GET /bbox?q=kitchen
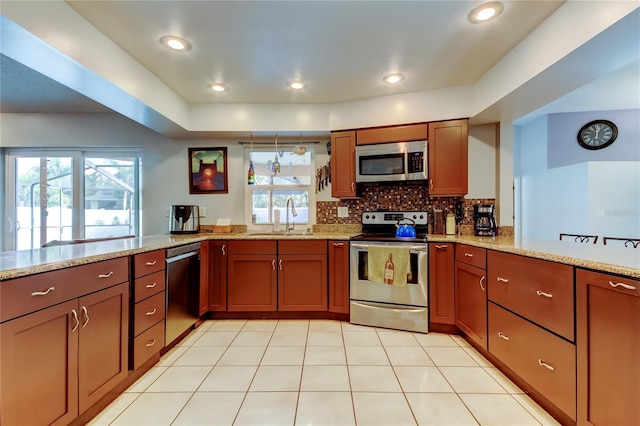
[1,1,639,426]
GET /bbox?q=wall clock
[577,119,618,150]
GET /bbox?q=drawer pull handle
[146,260,157,266]
[333,242,344,247]
[31,287,55,296]
[464,253,474,257]
[498,332,510,341]
[146,309,157,316]
[609,281,636,291]
[146,282,157,288]
[435,244,448,249]
[272,259,276,270]
[536,290,553,298]
[145,339,156,347]
[81,306,90,328]
[497,277,509,283]
[429,179,433,190]
[351,182,356,190]
[479,276,486,291]
[538,359,555,371]
[71,309,80,332]
[98,271,114,279]
[279,259,283,270]
[222,244,226,256]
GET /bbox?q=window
[245,148,315,230]
[3,149,141,251]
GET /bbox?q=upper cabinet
[330,130,358,198]
[356,124,427,145]
[428,119,468,196]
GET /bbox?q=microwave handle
[404,148,409,180]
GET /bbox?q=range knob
[413,215,417,219]
[419,214,424,219]
[365,215,370,220]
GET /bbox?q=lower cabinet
[455,260,487,349]
[488,302,576,420]
[278,240,327,311]
[227,240,278,311]
[201,240,228,312]
[0,283,129,426]
[577,269,640,426]
[429,243,455,325]
[328,241,350,314]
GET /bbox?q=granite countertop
[1,231,638,281]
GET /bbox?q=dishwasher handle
[166,250,199,263]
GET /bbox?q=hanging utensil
[291,133,307,155]
[272,134,280,175]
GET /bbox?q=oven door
[349,241,428,307]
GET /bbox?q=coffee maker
[473,204,497,236]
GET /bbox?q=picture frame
[188,147,228,194]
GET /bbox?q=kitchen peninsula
[0,232,638,426]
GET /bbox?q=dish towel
[367,246,410,286]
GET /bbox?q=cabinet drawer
[279,240,327,255]
[134,270,166,302]
[356,124,427,145]
[455,244,486,269]
[134,250,165,277]
[488,251,574,341]
[228,240,277,255]
[134,291,165,336]
[577,269,639,297]
[1,257,129,322]
[132,321,164,370]
[488,302,576,420]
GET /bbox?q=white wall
[467,123,497,199]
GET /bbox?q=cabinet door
[329,241,350,314]
[202,240,228,312]
[1,300,79,426]
[577,269,640,426]
[429,243,455,324]
[428,119,468,196]
[455,261,487,349]
[227,254,277,311]
[279,254,328,311]
[78,283,129,412]
[331,130,357,198]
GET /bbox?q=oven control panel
[362,211,428,225]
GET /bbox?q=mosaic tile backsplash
[317,182,498,231]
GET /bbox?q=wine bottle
[248,161,255,185]
[384,253,394,285]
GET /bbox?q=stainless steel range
[350,211,429,333]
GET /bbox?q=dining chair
[602,237,640,248]
[559,233,599,244]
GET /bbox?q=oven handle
[350,242,428,252]
[351,301,426,314]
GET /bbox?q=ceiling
[1,0,565,113]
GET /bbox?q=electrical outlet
[338,206,349,218]
[200,206,206,217]
[165,207,170,217]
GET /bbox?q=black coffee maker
[473,204,497,236]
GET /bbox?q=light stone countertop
[1,232,638,281]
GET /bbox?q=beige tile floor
[89,319,561,426]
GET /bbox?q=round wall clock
[577,119,618,150]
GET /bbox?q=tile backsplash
[317,182,495,228]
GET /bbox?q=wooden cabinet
[0,259,129,426]
[330,130,357,198]
[201,240,227,312]
[577,269,640,426]
[227,240,278,311]
[429,243,455,325]
[488,250,574,341]
[455,244,487,349]
[131,249,165,370]
[356,123,427,145]
[428,119,468,196]
[328,241,350,314]
[488,302,576,420]
[278,240,327,311]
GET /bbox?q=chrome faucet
[285,197,298,233]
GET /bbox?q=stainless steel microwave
[355,140,428,183]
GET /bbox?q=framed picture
[188,147,228,194]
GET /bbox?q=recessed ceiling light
[290,81,305,90]
[383,73,405,84]
[159,35,192,52]
[209,83,228,92]
[468,2,504,23]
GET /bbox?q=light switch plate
[165,207,170,217]
[338,206,349,217]
[200,206,206,217]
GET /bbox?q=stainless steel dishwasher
[165,242,201,345]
